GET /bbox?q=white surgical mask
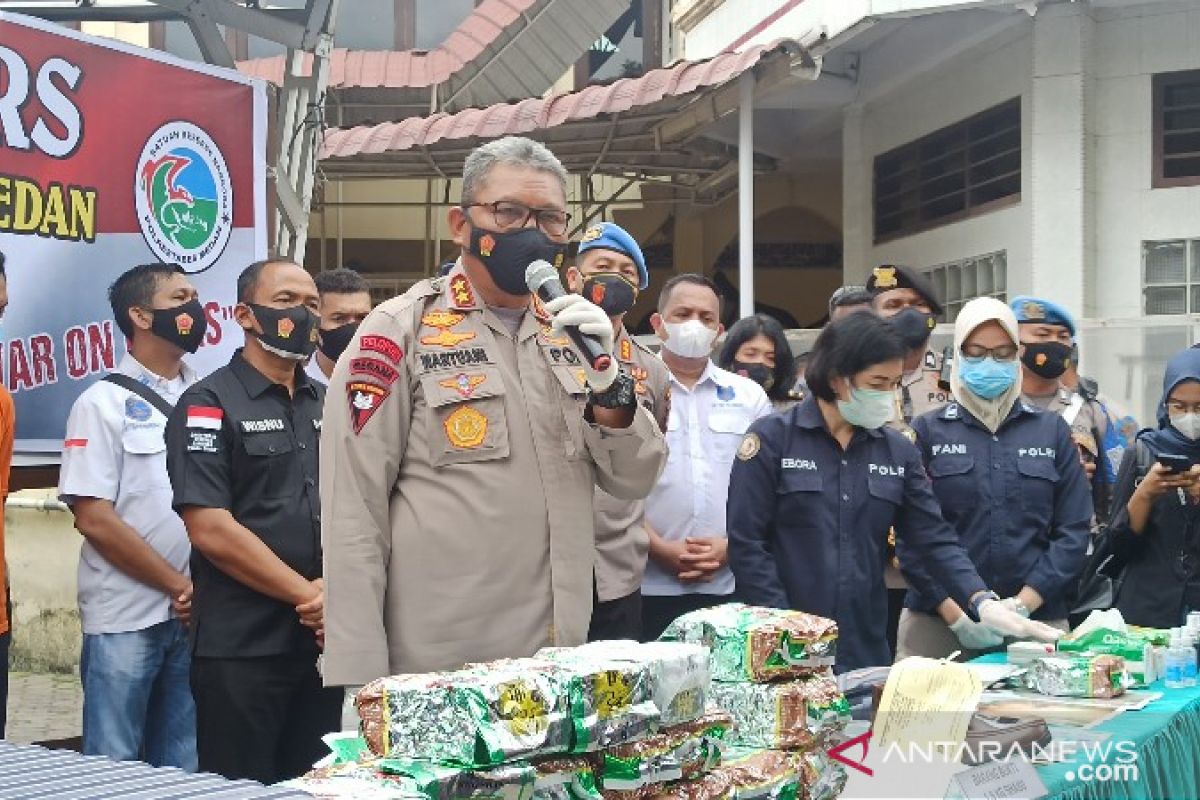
[1172,412,1200,441]
[837,385,896,430]
[662,319,718,359]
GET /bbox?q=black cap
[865,264,944,316]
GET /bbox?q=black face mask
[732,360,775,391]
[318,322,358,363]
[149,298,208,354]
[890,307,936,351]
[247,303,319,361]
[582,273,638,317]
[469,225,567,295]
[1021,341,1073,380]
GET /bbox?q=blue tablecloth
[972,653,1200,799]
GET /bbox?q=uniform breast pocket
[708,409,750,460]
[242,433,297,499]
[420,367,511,467]
[928,456,976,510]
[121,425,169,494]
[776,470,823,533]
[867,474,904,507]
[1016,458,1058,510]
[550,365,590,461]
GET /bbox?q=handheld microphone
[525,260,613,373]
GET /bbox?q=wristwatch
[969,590,1000,620]
[586,370,636,409]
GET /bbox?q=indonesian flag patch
[186,406,223,430]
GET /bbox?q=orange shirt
[0,386,14,635]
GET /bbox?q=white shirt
[642,362,772,596]
[305,356,329,386]
[58,354,199,634]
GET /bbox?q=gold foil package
[645,772,735,800]
[357,659,573,765]
[707,677,849,751]
[711,747,801,800]
[1023,654,1127,698]
[660,604,837,683]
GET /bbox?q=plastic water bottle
[1165,633,1188,689]
[1183,632,1199,687]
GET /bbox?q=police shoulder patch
[737,432,761,461]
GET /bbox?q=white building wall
[1091,3,1200,320]
[844,24,1034,288]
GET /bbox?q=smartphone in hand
[1157,453,1192,475]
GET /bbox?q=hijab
[950,297,1023,433]
[1143,347,1200,458]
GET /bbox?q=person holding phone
[1107,348,1200,628]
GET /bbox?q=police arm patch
[347,381,390,435]
[737,432,761,461]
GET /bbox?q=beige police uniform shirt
[1023,385,1110,460]
[593,329,671,603]
[319,264,667,684]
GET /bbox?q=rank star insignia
[479,234,496,257]
[422,310,466,329]
[175,313,193,335]
[737,432,761,461]
[1022,301,1045,320]
[440,372,487,398]
[421,329,477,348]
[450,275,476,308]
[872,266,898,288]
[619,339,632,362]
[277,317,295,337]
[445,405,488,449]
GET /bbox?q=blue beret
[577,222,648,289]
[1009,295,1076,337]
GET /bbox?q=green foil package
[375,756,602,800]
[711,747,801,800]
[797,752,845,800]
[659,604,837,683]
[600,712,734,794]
[645,772,735,800]
[548,654,661,752]
[1024,654,1127,698]
[708,677,849,751]
[1056,628,1156,686]
[541,641,711,727]
[357,658,572,766]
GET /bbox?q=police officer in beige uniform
[866,264,950,658]
[564,222,671,642]
[320,137,667,686]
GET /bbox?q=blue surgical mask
[837,385,895,429]
[959,357,1018,400]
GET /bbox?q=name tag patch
[868,464,905,477]
[1019,448,1055,458]
[240,418,286,434]
[781,458,817,471]
[420,348,489,371]
[932,443,967,456]
[187,431,220,453]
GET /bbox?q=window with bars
[1143,239,1200,314]
[873,99,1021,243]
[1153,70,1200,188]
[926,251,1008,323]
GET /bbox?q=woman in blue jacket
[896,298,1092,660]
[727,312,1062,672]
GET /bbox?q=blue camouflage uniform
[727,396,989,672]
[903,401,1093,622]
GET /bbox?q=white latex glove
[543,294,618,391]
[999,596,1031,618]
[978,598,1064,642]
[948,613,1005,650]
[341,684,363,732]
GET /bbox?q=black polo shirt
[165,348,324,659]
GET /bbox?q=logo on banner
[135,121,233,273]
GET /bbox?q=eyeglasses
[960,343,1019,361]
[1168,400,1200,415]
[462,201,571,237]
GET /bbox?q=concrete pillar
[1028,4,1094,314]
[841,104,869,284]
